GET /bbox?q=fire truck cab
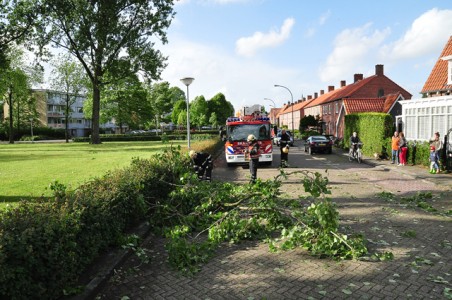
[224,109,273,166]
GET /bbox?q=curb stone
[67,222,151,300]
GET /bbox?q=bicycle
[349,142,363,163]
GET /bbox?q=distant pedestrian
[429,145,439,174]
[398,132,407,166]
[391,131,399,164]
[279,129,291,167]
[429,132,443,171]
[189,150,213,181]
[246,134,260,183]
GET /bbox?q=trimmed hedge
[345,113,393,157]
[73,133,217,142]
[0,146,193,299]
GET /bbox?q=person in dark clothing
[279,129,291,167]
[246,134,260,183]
[349,131,362,158]
[189,150,213,181]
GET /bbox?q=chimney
[314,92,318,99]
[375,64,384,76]
[328,85,334,92]
[307,95,312,100]
[320,90,324,95]
[354,73,363,83]
[340,80,346,87]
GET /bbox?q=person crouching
[189,150,213,181]
[246,134,260,184]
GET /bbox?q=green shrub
[0,146,193,299]
[345,113,393,157]
[73,133,217,142]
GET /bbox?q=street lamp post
[274,84,294,133]
[264,98,276,108]
[180,77,195,149]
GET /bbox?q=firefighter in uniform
[246,134,260,183]
[189,150,213,181]
[279,129,291,167]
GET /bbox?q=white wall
[400,95,452,141]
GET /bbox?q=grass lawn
[0,141,188,206]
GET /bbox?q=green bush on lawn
[0,146,192,300]
[73,133,216,142]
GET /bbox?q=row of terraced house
[270,36,452,142]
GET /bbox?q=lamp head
[180,77,195,86]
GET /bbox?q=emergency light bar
[226,116,270,122]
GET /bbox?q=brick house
[276,97,314,131]
[303,64,412,139]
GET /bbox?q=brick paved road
[95,145,451,300]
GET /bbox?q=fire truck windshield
[226,124,271,141]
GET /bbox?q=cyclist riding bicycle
[350,132,362,158]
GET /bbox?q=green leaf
[342,289,352,295]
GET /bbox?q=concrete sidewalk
[351,150,452,189]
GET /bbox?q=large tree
[33,0,175,143]
[207,93,234,127]
[50,53,88,142]
[1,1,39,53]
[0,48,41,143]
[147,82,184,131]
[83,71,149,132]
[171,99,187,126]
[190,95,208,129]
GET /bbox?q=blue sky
[158,0,452,112]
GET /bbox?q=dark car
[304,135,333,154]
[273,130,294,146]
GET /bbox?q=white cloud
[235,18,295,57]
[380,8,452,60]
[306,10,331,38]
[318,23,390,82]
[159,39,300,110]
[319,10,331,25]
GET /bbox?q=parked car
[273,130,294,146]
[125,130,146,135]
[148,129,162,133]
[304,135,333,154]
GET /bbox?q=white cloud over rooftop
[235,18,295,57]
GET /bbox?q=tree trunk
[8,90,14,144]
[65,93,70,143]
[91,79,101,144]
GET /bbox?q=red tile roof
[275,104,289,118]
[383,92,402,112]
[343,92,402,114]
[277,98,314,115]
[343,98,385,114]
[304,66,411,109]
[421,35,452,93]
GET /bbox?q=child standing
[429,146,439,174]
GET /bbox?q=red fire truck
[224,112,273,166]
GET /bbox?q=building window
[335,103,338,113]
[417,116,429,140]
